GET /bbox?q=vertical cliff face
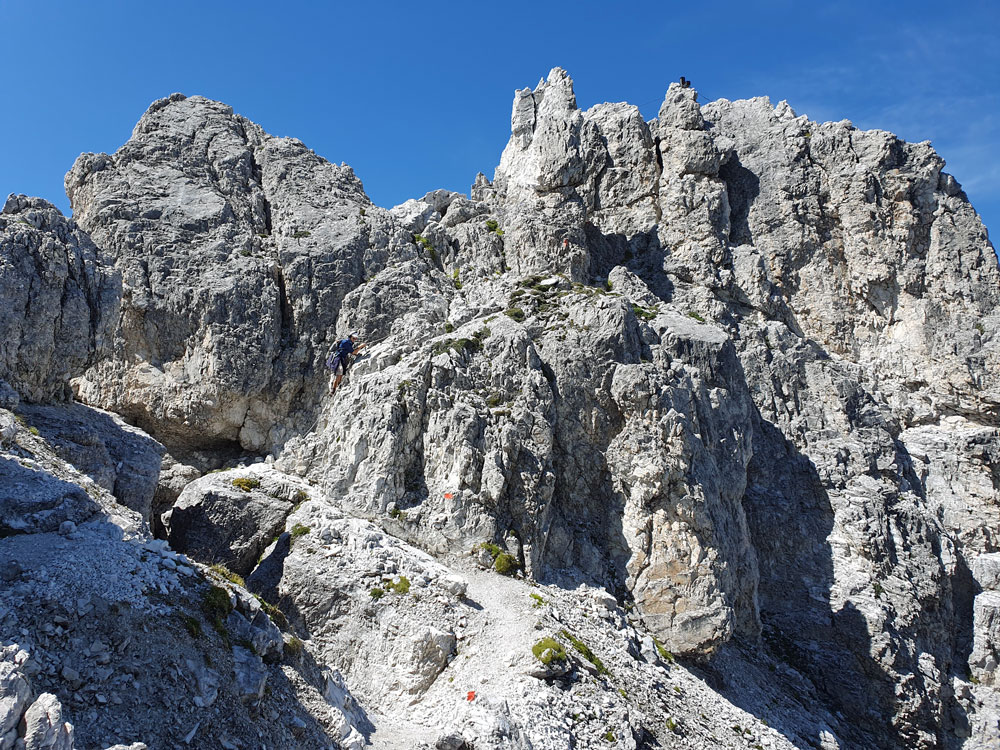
[4,68,991,749]
[0,195,119,403]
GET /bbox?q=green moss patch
[231,477,260,492]
[532,637,567,666]
[562,630,610,675]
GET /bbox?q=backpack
[325,339,353,370]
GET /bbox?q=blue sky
[1,0,997,244]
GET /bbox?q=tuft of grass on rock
[532,637,567,666]
[290,523,310,540]
[284,636,304,659]
[254,594,288,629]
[210,564,245,588]
[180,614,202,638]
[505,307,525,322]
[530,592,546,608]
[292,230,311,239]
[653,636,675,663]
[201,585,232,637]
[631,303,656,322]
[493,552,519,576]
[562,629,610,675]
[389,576,410,595]
[369,587,386,600]
[231,477,260,492]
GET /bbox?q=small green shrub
[530,592,546,608]
[292,230,311,239]
[486,393,503,408]
[562,630,609,675]
[494,552,519,576]
[254,595,288,629]
[210,564,245,588]
[390,576,410,594]
[452,268,463,290]
[604,731,616,742]
[231,477,260,492]
[413,233,440,263]
[444,322,454,333]
[666,717,678,733]
[477,542,503,560]
[653,637,675,663]
[604,280,613,291]
[290,523,310,540]
[201,585,232,637]
[485,219,499,232]
[370,587,386,600]
[975,322,986,334]
[631,303,656,322]
[687,311,705,322]
[28,426,40,437]
[240,249,252,257]
[284,636,304,658]
[532,637,567,666]
[181,614,202,638]
[505,307,525,322]
[872,580,884,598]
[292,489,309,506]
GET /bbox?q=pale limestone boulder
[18,693,73,750]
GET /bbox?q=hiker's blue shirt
[326,339,356,371]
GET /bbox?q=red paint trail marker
[444,493,454,500]
[466,691,476,701]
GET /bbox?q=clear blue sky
[1,0,997,244]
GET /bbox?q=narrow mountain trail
[367,565,543,749]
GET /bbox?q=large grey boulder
[162,466,305,575]
[0,195,119,403]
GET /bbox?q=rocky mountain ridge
[1,68,998,749]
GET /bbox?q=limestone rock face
[67,94,418,452]
[0,195,119,403]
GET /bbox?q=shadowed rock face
[3,68,990,749]
[0,195,119,403]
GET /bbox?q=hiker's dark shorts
[330,357,347,376]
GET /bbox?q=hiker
[327,332,366,394]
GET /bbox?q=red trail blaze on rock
[466,691,476,701]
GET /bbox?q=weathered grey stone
[231,646,266,703]
[162,466,300,575]
[0,662,29,737]
[0,195,119,403]
[16,403,163,522]
[18,693,73,750]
